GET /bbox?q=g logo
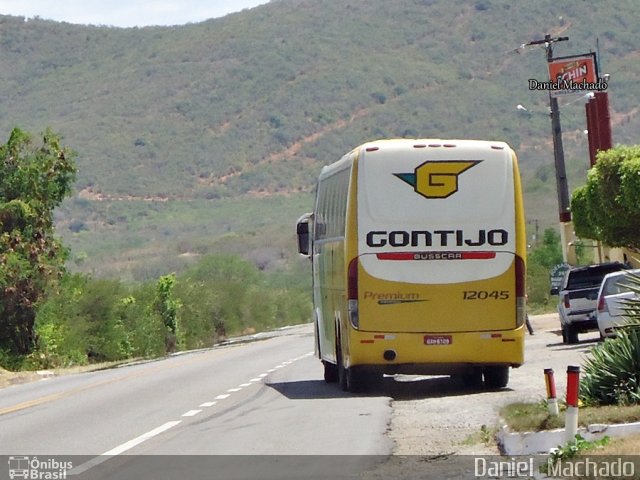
[395,160,481,199]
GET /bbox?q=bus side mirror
[296,213,312,257]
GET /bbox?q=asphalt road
[0,325,392,479]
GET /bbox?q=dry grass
[0,367,40,389]
[501,401,640,433]
[591,432,640,454]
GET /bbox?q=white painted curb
[498,421,640,455]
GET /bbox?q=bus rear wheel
[323,361,338,383]
[337,351,364,392]
[484,366,509,389]
[336,338,349,391]
[461,368,483,388]
[346,367,369,393]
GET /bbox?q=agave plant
[621,270,640,318]
[580,326,640,405]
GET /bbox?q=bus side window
[315,182,329,240]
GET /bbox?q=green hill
[1,0,639,279]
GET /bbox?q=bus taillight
[348,257,359,328]
[515,255,526,327]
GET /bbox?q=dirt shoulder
[0,362,128,389]
[384,312,579,456]
[0,367,41,388]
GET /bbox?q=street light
[515,104,550,117]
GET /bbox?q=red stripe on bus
[462,252,496,260]
[376,252,415,260]
[376,251,497,260]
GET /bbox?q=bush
[32,273,168,367]
[580,324,640,405]
[526,228,563,309]
[175,254,311,344]
[21,253,311,370]
[32,274,137,366]
[572,145,640,247]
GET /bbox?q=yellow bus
[296,139,526,392]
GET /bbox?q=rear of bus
[346,139,526,388]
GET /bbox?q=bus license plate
[424,335,452,345]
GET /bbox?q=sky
[0,0,271,27]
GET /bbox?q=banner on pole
[546,52,603,97]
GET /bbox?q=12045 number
[463,290,509,300]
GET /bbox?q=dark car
[552,262,627,344]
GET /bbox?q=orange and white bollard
[544,368,559,416]
[565,365,581,442]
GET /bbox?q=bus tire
[346,366,367,393]
[461,368,483,388]
[323,361,338,383]
[484,366,509,389]
[336,336,349,391]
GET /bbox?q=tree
[154,273,181,353]
[0,128,76,356]
[529,228,563,269]
[571,145,640,248]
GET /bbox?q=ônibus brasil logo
[394,160,482,199]
[7,456,73,479]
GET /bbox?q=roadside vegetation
[0,129,310,371]
[526,227,591,313]
[1,248,311,372]
[13,256,310,370]
[572,145,640,249]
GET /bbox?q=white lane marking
[227,388,242,392]
[71,351,315,477]
[239,383,251,387]
[103,420,182,456]
[70,421,182,476]
[182,410,202,417]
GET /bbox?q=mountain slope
[1,0,639,278]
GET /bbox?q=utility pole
[524,34,576,264]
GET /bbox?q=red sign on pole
[547,52,602,97]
